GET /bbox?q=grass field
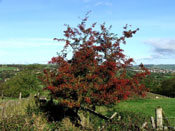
[0,92,175,130]
[0,66,18,71]
[96,92,175,128]
[114,98,175,117]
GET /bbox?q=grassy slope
[1,92,175,130]
[115,98,175,117]
[97,92,175,127]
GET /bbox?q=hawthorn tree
[42,14,149,110]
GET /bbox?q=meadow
[93,92,175,129]
[0,92,175,130]
[0,65,175,130]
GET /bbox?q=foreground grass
[0,95,82,131]
[1,92,175,130]
[0,95,53,131]
[0,96,35,120]
[114,98,175,117]
[96,93,175,129]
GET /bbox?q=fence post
[141,122,147,130]
[1,90,3,100]
[19,92,22,100]
[1,106,6,119]
[156,107,163,129]
[37,92,40,97]
[151,116,156,129]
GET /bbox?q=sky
[0,0,175,65]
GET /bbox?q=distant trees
[142,74,161,93]
[42,14,149,110]
[1,70,42,98]
[158,77,175,97]
[24,64,46,71]
[141,72,175,97]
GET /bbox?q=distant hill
[134,64,175,70]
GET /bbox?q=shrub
[158,77,175,97]
[1,70,42,98]
[42,14,149,109]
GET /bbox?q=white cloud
[82,0,112,7]
[0,37,70,64]
[145,38,175,55]
[130,38,175,64]
[0,38,65,48]
[83,0,92,3]
[135,38,175,64]
[95,1,112,7]
[145,39,175,50]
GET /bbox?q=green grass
[114,98,175,127]
[0,95,52,130]
[0,66,17,71]
[1,92,175,130]
[114,98,175,117]
[0,95,36,119]
[95,93,175,128]
[0,97,19,103]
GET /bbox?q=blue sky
[0,0,175,64]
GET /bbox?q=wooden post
[1,107,6,119]
[99,112,118,131]
[80,106,109,120]
[1,90,3,100]
[141,122,147,130]
[37,92,40,97]
[19,92,22,100]
[109,112,117,120]
[86,111,90,127]
[151,116,156,129]
[156,107,163,129]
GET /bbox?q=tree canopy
[1,70,42,98]
[42,14,150,109]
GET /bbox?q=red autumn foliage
[42,15,150,108]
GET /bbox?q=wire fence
[0,93,32,120]
[97,107,175,130]
[1,94,175,130]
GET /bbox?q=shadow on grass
[37,99,81,126]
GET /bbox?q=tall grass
[0,95,34,120]
[0,95,82,130]
[0,95,51,130]
[1,93,175,130]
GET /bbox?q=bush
[1,70,42,98]
[158,77,175,97]
[142,73,161,93]
[42,14,149,110]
